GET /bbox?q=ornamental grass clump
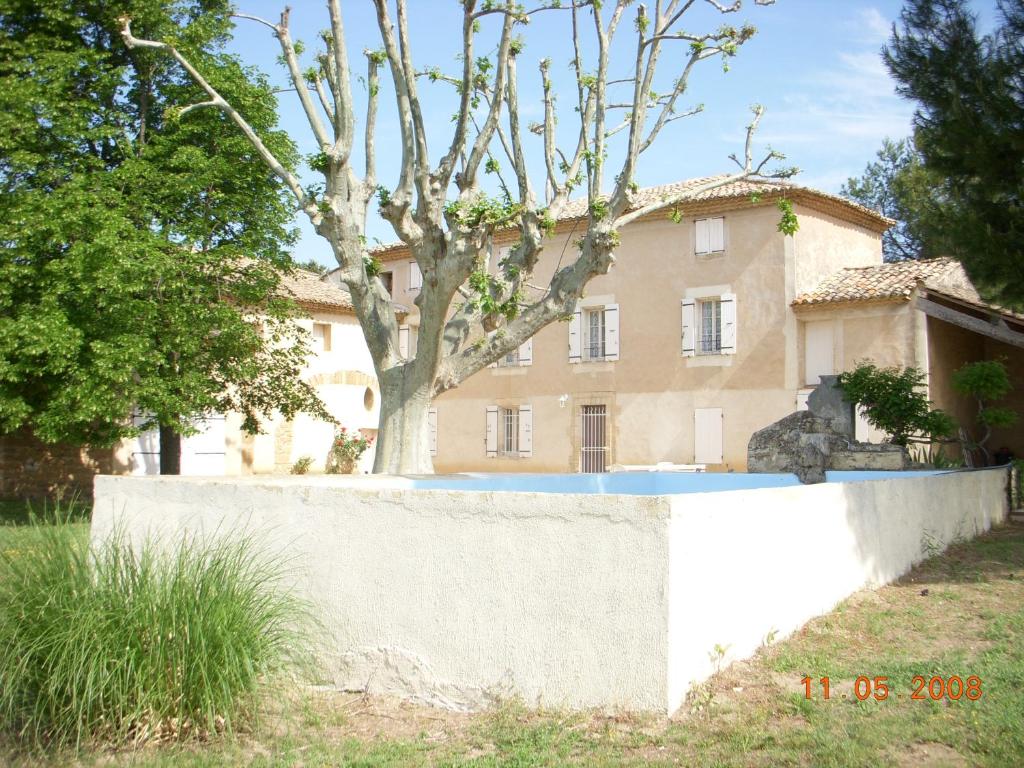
[0,518,310,748]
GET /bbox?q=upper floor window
[682,293,736,357]
[409,260,422,291]
[569,303,619,363]
[312,322,332,353]
[698,298,722,355]
[585,308,606,361]
[695,217,725,257]
[380,270,394,296]
[491,338,533,368]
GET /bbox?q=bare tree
[120,0,792,474]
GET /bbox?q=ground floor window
[500,407,519,457]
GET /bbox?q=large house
[355,176,1023,472]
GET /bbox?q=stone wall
[748,375,907,482]
[1,429,117,501]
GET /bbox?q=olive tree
[120,0,792,473]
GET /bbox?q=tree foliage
[883,0,1024,306]
[951,359,1017,463]
[0,0,330,454]
[840,138,943,262]
[837,361,955,446]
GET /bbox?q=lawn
[2,507,1022,767]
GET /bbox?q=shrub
[951,359,1017,464]
[837,362,954,445]
[290,455,315,474]
[0,517,310,747]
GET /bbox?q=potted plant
[328,427,372,474]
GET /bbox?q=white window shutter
[496,246,511,273]
[568,305,582,363]
[485,405,498,457]
[681,299,696,357]
[694,407,724,464]
[604,304,620,361]
[710,217,725,253]
[695,218,710,255]
[428,407,438,456]
[720,293,737,354]
[398,325,409,358]
[518,404,533,458]
[409,260,422,290]
[518,337,533,366]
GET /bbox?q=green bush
[837,362,954,446]
[0,517,310,748]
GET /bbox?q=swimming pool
[405,470,948,495]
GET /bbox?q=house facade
[119,267,389,477]
[365,176,1022,472]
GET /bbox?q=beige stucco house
[360,176,1022,472]
[118,267,392,477]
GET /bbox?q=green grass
[0,512,311,750]
[3,517,1023,767]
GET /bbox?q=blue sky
[224,1,999,268]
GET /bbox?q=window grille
[580,405,607,473]
[500,407,519,456]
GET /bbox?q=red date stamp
[801,675,982,701]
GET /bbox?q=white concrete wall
[91,469,1008,714]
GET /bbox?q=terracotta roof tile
[792,258,975,307]
[278,268,355,311]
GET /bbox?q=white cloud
[854,7,893,45]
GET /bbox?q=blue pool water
[408,470,948,496]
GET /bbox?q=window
[380,271,394,296]
[398,324,417,358]
[493,339,532,368]
[485,404,533,458]
[500,407,519,456]
[312,322,332,352]
[585,308,606,361]
[681,293,736,357]
[569,303,619,363]
[409,260,422,291]
[697,298,721,355]
[695,217,725,256]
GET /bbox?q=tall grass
[0,516,310,748]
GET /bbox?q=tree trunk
[372,368,434,474]
[159,425,181,475]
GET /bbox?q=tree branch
[118,16,316,220]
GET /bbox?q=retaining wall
[91,469,1009,714]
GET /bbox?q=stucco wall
[429,201,823,472]
[92,468,1008,714]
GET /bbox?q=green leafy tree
[0,0,330,473]
[951,360,1017,464]
[840,138,944,262]
[884,0,1024,307]
[837,362,955,446]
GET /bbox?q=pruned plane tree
[120,0,795,473]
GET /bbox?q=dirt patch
[892,741,970,768]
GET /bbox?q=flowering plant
[328,427,372,472]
